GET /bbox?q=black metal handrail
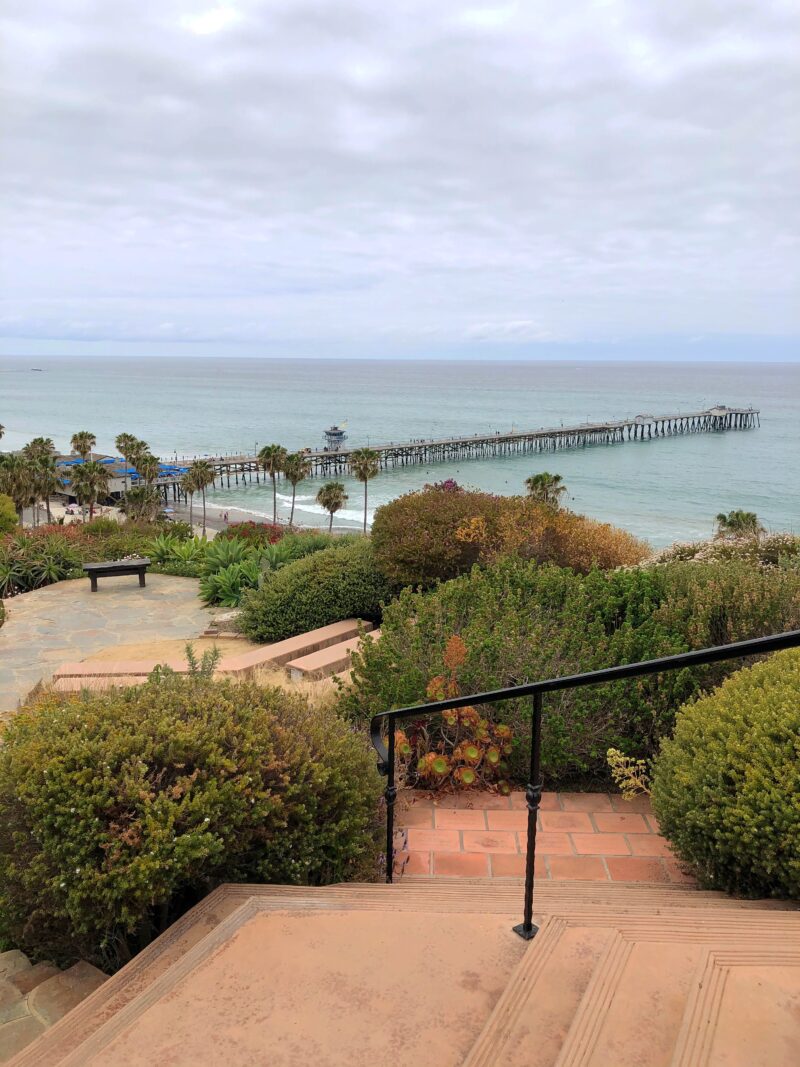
[369,628,800,940]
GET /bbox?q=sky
[1,0,798,360]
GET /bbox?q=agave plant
[171,537,207,564]
[203,538,254,575]
[199,558,262,607]
[148,533,181,564]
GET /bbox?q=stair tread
[286,630,380,677]
[15,881,800,1067]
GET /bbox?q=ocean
[1,357,798,547]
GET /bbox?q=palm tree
[316,481,348,533]
[188,459,215,534]
[69,460,110,521]
[34,459,62,524]
[0,454,35,523]
[180,469,199,529]
[715,510,763,539]
[70,431,96,461]
[282,453,312,526]
[135,453,161,486]
[0,424,4,442]
[349,448,380,533]
[22,439,57,524]
[257,444,288,525]
[525,472,567,508]
[115,433,142,492]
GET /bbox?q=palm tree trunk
[201,487,207,535]
[271,474,277,525]
[290,484,296,526]
[363,483,368,534]
[189,493,194,528]
[328,510,334,533]
[45,497,52,523]
[89,499,95,519]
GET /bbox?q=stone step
[0,953,31,982]
[286,629,380,680]
[669,945,800,1067]
[15,882,800,1067]
[221,619,374,676]
[27,962,108,1028]
[7,964,60,998]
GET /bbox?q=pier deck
[189,405,759,488]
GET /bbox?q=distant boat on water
[30,367,44,372]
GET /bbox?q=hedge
[0,676,382,969]
[652,650,800,898]
[239,539,391,643]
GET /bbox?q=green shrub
[150,561,202,578]
[83,516,121,537]
[0,677,382,969]
[342,557,800,785]
[239,539,391,643]
[652,650,800,898]
[0,493,17,536]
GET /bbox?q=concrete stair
[13,881,799,1066]
[51,619,375,693]
[286,629,380,680]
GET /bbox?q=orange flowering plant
[394,635,514,792]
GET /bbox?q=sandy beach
[166,499,362,537]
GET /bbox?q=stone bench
[82,558,151,593]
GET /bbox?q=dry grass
[249,666,351,706]
[83,637,257,662]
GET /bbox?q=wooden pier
[174,405,759,492]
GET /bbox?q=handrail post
[384,721,397,884]
[514,691,543,940]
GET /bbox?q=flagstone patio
[0,576,214,715]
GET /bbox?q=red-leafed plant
[395,635,514,793]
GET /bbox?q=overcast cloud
[1,0,798,357]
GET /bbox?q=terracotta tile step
[14,881,796,1067]
[464,913,800,1067]
[16,884,799,1067]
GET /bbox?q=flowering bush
[371,486,648,589]
[394,636,514,792]
[214,521,287,546]
[647,532,800,569]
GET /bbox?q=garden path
[0,576,213,715]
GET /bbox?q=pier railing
[369,627,800,940]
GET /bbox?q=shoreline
[166,499,365,536]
